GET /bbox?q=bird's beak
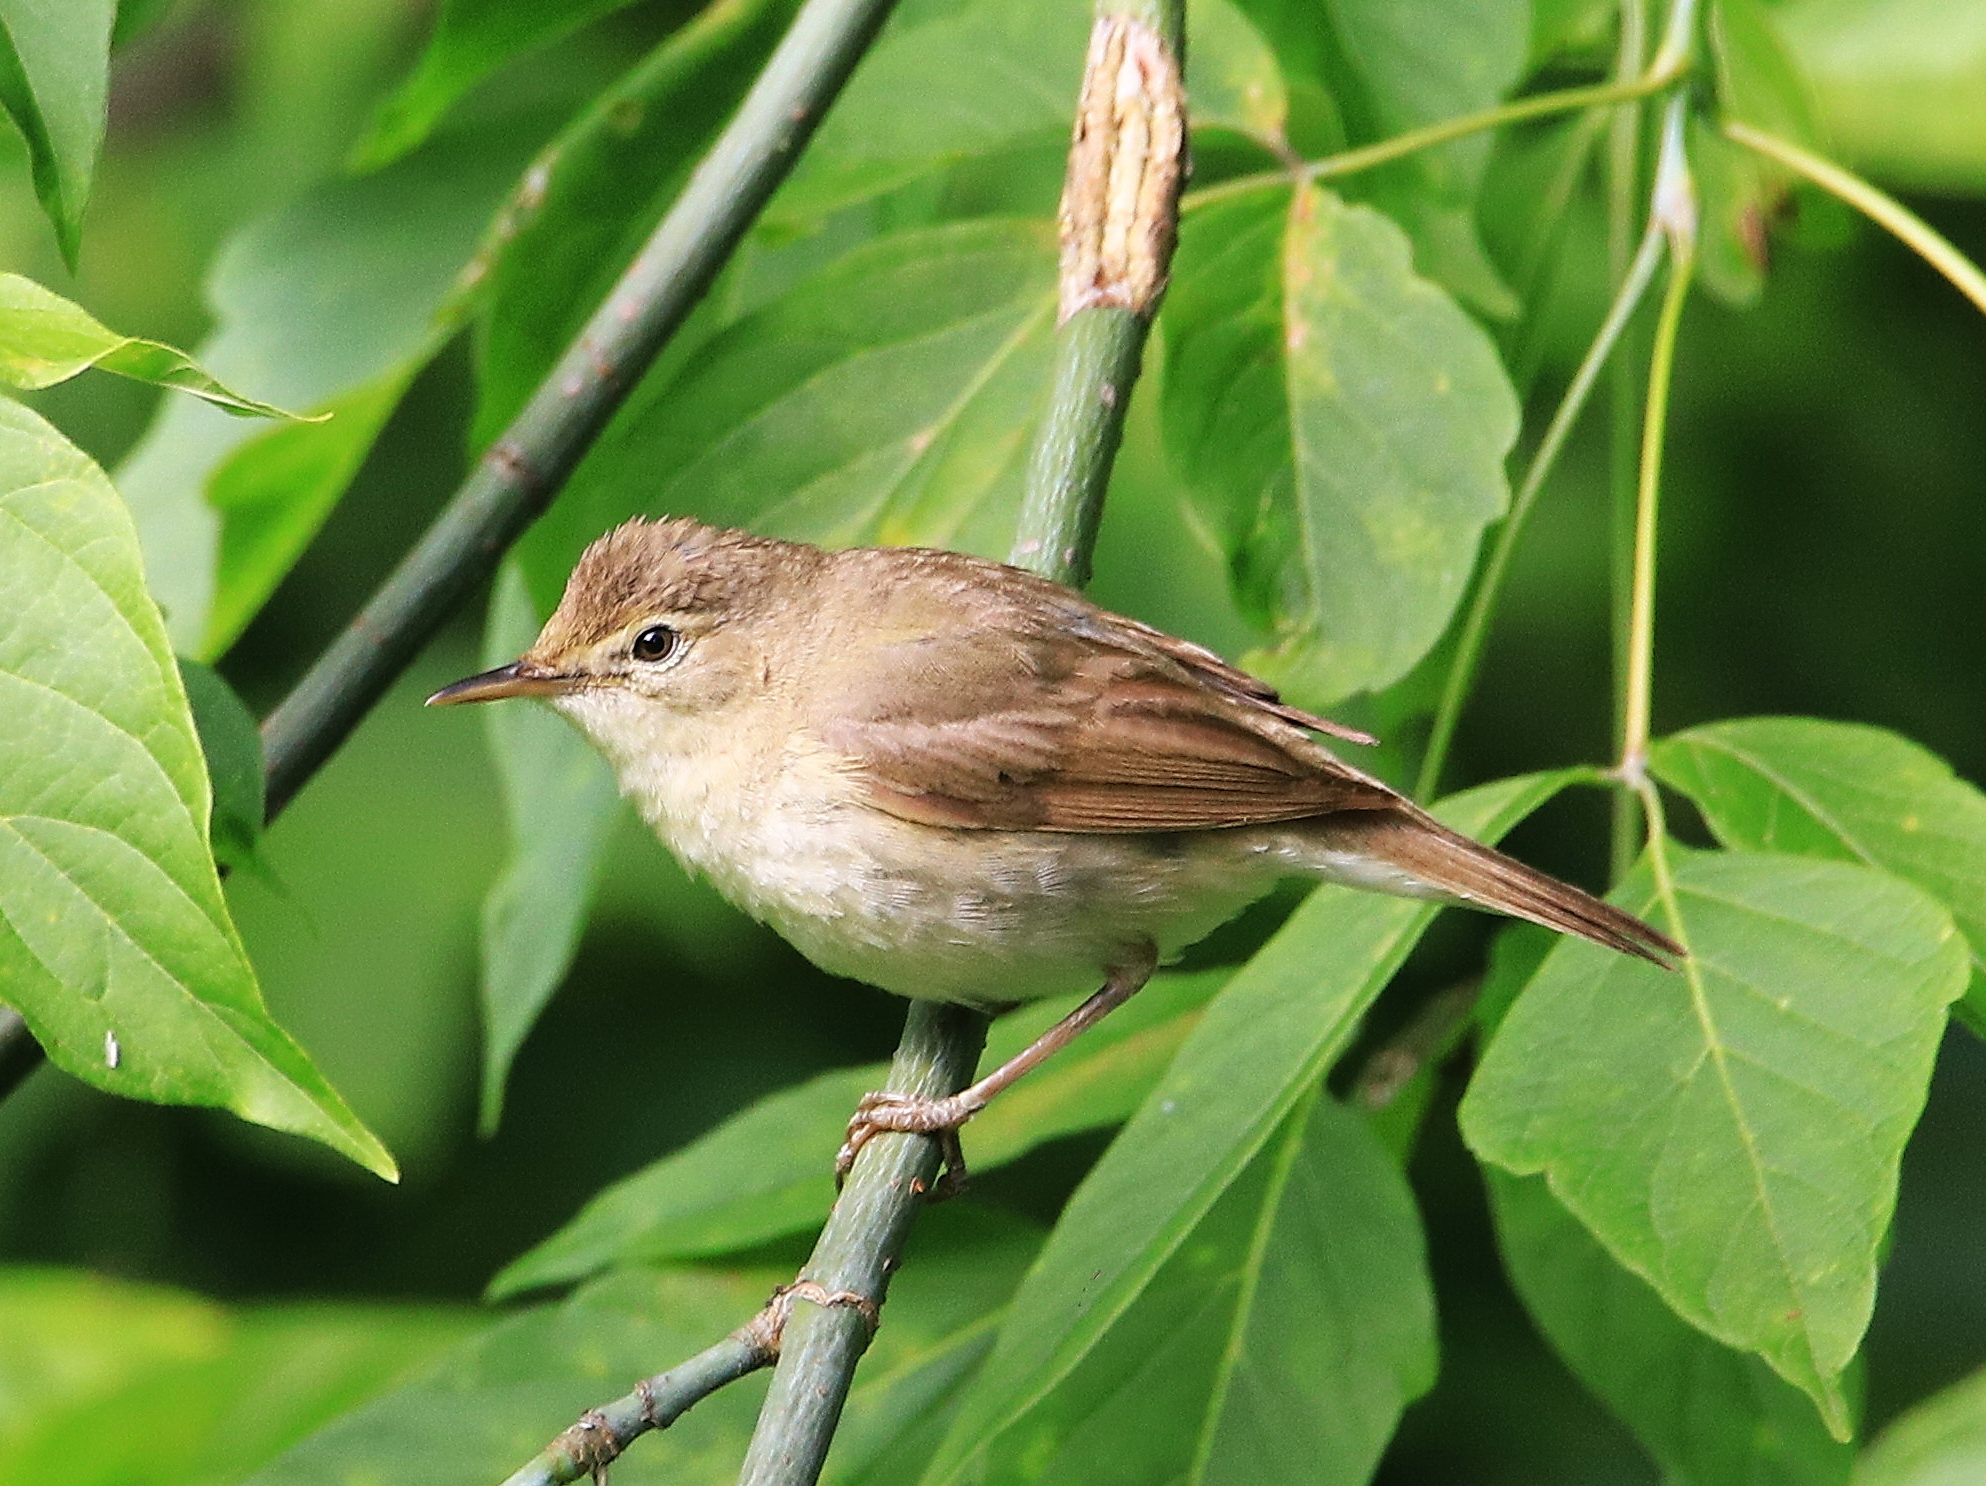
[425,660,575,707]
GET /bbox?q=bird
[430,516,1677,1183]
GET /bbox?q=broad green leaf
[490,968,1229,1296]
[1235,0,1527,315]
[1490,1170,1853,1486]
[1652,717,1986,1026]
[176,659,266,874]
[1462,849,1967,1435]
[352,0,646,170]
[0,273,305,416]
[1779,0,1986,194]
[1715,0,1824,144]
[476,564,620,1134]
[471,0,795,448]
[1857,1366,1986,1486]
[1700,0,1819,305]
[254,1211,1040,1486]
[770,0,1285,229]
[116,125,534,658]
[0,1273,475,1486]
[518,219,1061,612]
[0,0,112,265]
[963,1092,1435,1486]
[1162,181,1518,706]
[925,772,1572,1485]
[0,396,393,1179]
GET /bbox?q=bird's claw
[834,1090,978,1199]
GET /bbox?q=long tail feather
[1322,808,1683,965]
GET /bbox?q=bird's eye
[630,624,679,663]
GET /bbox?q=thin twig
[259,0,905,820]
[1724,121,1986,320]
[1616,99,1697,788]
[734,5,1186,1483]
[1416,215,1668,801]
[1181,66,1685,215]
[497,1284,873,1486]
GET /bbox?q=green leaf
[0,0,113,266]
[476,564,620,1135]
[518,218,1061,612]
[770,0,1285,229]
[1857,1365,1986,1486]
[251,1211,1040,1486]
[924,772,1572,1485]
[175,659,265,874]
[0,273,307,416]
[962,1092,1436,1486]
[0,1271,476,1486]
[1162,181,1518,706]
[470,0,795,448]
[1652,716,1986,1026]
[1778,0,1986,195]
[351,0,646,171]
[115,125,536,658]
[490,968,1228,1296]
[1462,848,1967,1435]
[1489,1170,1854,1486]
[0,396,394,1179]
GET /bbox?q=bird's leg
[835,941,1158,1197]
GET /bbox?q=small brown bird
[432,518,1676,1177]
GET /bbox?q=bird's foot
[834,1089,983,1199]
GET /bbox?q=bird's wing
[815,600,1395,833]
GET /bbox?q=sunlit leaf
[0,396,394,1179]
[1463,848,1966,1435]
[1490,1170,1854,1486]
[925,773,1572,1485]
[1163,181,1518,706]
[0,273,305,417]
[490,969,1227,1296]
[1857,1365,1986,1486]
[0,0,113,266]
[1653,716,1986,1028]
[476,564,620,1135]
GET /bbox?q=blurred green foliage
[3,0,1986,1483]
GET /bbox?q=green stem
[1606,0,1651,880]
[1416,215,1668,802]
[734,3,1185,1483]
[1618,100,1698,785]
[1182,68,1682,214]
[260,0,903,821]
[1725,121,1986,320]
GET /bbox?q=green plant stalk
[1619,221,1695,783]
[1606,0,1652,879]
[1416,216,1668,802]
[1182,69,1683,214]
[735,2,1184,1481]
[259,0,905,821]
[1725,122,1986,320]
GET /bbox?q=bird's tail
[1317,807,1682,965]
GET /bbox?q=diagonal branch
[259,0,908,821]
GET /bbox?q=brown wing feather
[813,571,1394,833]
